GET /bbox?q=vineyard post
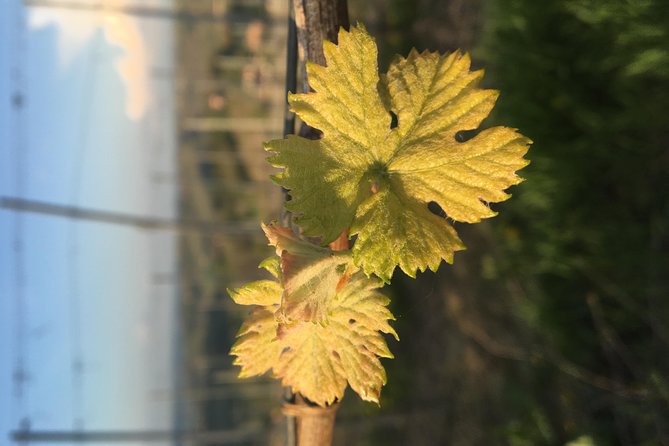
[281,1,349,445]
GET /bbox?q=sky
[1,0,179,443]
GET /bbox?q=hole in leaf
[390,111,398,129]
[455,129,478,142]
[348,318,356,325]
[280,347,291,357]
[299,125,322,140]
[428,201,448,218]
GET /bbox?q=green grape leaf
[229,244,397,406]
[275,271,397,406]
[258,256,281,279]
[231,305,283,378]
[262,222,353,324]
[228,279,282,306]
[266,25,531,281]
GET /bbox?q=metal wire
[283,2,298,445]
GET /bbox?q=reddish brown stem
[328,229,349,251]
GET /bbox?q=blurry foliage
[481,0,669,444]
[350,0,484,68]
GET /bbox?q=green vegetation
[479,0,669,443]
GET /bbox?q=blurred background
[0,0,667,445]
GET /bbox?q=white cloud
[28,6,150,120]
[102,13,149,120]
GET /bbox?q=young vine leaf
[266,24,531,282]
[262,222,352,324]
[230,224,397,406]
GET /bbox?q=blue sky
[1,0,179,441]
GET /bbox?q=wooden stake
[285,1,349,445]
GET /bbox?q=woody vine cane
[285,1,351,444]
[228,2,531,445]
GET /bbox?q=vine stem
[283,395,340,446]
[282,1,349,445]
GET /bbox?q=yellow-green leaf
[228,280,282,306]
[229,264,397,406]
[231,306,283,378]
[258,256,281,279]
[265,25,531,281]
[350,185,463,279]
[262,222,352,323]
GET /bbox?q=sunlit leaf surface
[266,25,531,281]
[230,226,397,406]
